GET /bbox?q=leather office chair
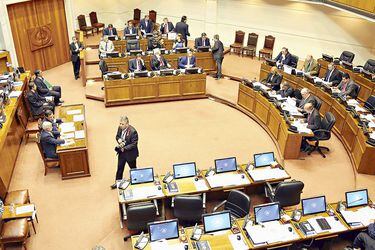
[351,83,360,99]
[77,15,94,37]
[16,108,40,144]
[213,190,250,219]
[123,202,157,241]
[126,39,140,52]
[339,51,355,63]
[293,89,302,100]
[259,35,275,60]
[172,195,204,224]
[364,95,375,113]
[242,33,258,58]
[89,12,104,34]
[315,97,322,110]
[265,180,304,207]
[363,59,375,73]
[149,10,157,24]
[307,112,336,158]
[230,30,245,56]
[36,133,60,176]
[290,54,299,68]
[0,218,29,250]
[133,8,141,26]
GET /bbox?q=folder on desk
[167,182,179,193]
[196,241,211,250]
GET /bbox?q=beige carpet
[7,55,375,250]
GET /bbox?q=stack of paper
[9,91,22,98]
[130,185,164,200]
[73,114,84,122]
[66,109,81,115]
[206,173,249,188]
[75,130,85,139]
[253,82,270,91]
[347,99,359,106]
[246,221,299,245]
[61,132,75,139]
[15,204,35,215]
[228,234,248,250]
[292,120,312,134]
[60,122,75,133]
[268,92,286,101]
[370,132,375,140]
[248,167,289,181]
[194,179,209,191]
[308,216,346,234]
[342,207,375,226]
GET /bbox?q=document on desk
[9,91,22,98]
[150,240,185,250]
[60,139,75,147]
[356,206,375,226]
[228,234,248,249]
[308,216,346,234]
[347,99,359,106]
[194,179,209,191]
[13,81,23,87]
[370,132,375,140]
[248,167,289,181]
[73,114,84,122]
[15,204,35,215]
[268,93,287,101]
[246,221,299,245]
[127,185,164,200]
[60,122,75,133]
[61,132,75,139]
[292,121,312,134]
[66,109,82,115]
[75,130,85,139]
[206,173,250,188]
[253,82,270,91]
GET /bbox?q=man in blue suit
[178,51,196,69]
[139,15,153,35]
[40,121,65,159]
[129,54,146,72]
[124,21,137,35]
[160,18,174,34]
[275,47,292,67]
[195,33,210,48]
[103,24,118,36]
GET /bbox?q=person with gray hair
[150,48,170,71]
[297,87,317,110]
[40,121,65,159]
[98,35,114,58]
[111,116,139,189]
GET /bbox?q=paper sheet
[66,109,81,115]
[126,185,164,200]
[61,132,75,139]
[61,139,75,147]
[73,114,84,122]
[15,204,35,215]
[13,81,23,86]
[194,179,209,191]
[246,221,299,245]
[150,241,186,250]
[60,122,75,133]
[9,91,22,98]
[75,130,85,139]
[248,167,289,181]
[308,216,346,234]
[206,173,250,188]
[228,234,248,250]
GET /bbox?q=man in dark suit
[160,18,174,34]
[278,82,294,98]
[211,34,224,80]
[195,33,210,48]
[178,51,196,69]
[297,88,317,110]
[336,73,357,99]
[40,121,65,159]
[70,36,84,80]
[129,54,146,72]
[26,81,55,116]
[175,16,190,47]
[103,24,118,36]
[301,103,322,152]
[43,110,62,138]
[111,116,139,189]
[150,49,171,71]
[263,66,282,90]
[275,47,292,67]
[34,70,62,106]
[139,15,153,35]
[324,63,342,86]
[124,21,137,35]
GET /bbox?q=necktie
[187,57,190,67]
[110,29,113,36]
[327,70,333,81]
[137,60,140,70]
[105,42,108,51]
[341,82,347,92]
[164,24,168,33]
[203,39,205,46]
[159,57,164,66]
[307,61,311,71]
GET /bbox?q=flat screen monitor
[214,157,237,174]
[107,35,116,41]
[176,47,188,53]
[345,189,368,208]
[302,196,327,216]
[125,34,137,40]
[185,67,200,74]
[145,33,153,38]
[159,69,174,76]
[106,73,122,80]
[197,46,210,52]
[134,71,149,78]
[129,167,154,185]
[202,211,232,233]
[173,162,196,179]
[148,219,179,242]
[129,49,142,56]
[254,202,280,224]
[265,58,276,66]
[106,52,119,58]
[253,152,275,168]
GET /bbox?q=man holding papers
[40,121,65,159]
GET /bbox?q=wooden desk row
[259,63,375,174]
[104,73,207,107]
[318,58,375,103]
[113,38,174,53]
[104,51,216,73]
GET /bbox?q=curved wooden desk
[113,38,174,53]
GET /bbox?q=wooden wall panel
[7,0,70,71]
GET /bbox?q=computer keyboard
[316,218,331,230]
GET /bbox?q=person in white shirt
[98,36,114,58]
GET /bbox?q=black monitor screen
[148,219,179,242]
[215,157,237,173]
[203,211,232,233]
[130,168,154,185]
[254,203,280,224]
[253,152,275,168]
[345,189,368,208]
[173,162,196,179]
[302,196,327,216]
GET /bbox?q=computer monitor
[202,211,232,233]
[129,167,154,185]
[265,58,276,66]
[148,219,179,242]
[106,72,122,80]
[214,157,237,174]
[129,49,143,56]
[185,67,200,74]
[176,47,188,53]
[159,69,174,76]
[254,202,280,224]
[253,152,275,168]
[302,196,327,216]
[125,34,137,40]
[134,71,149,78]
[197,46,210,52]
[107,35,116,41]
[173,162,196,179]
[345,189,368,208]
[145,33,153,38]
[106,51,119,58]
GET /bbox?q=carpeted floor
[7,54,375,250]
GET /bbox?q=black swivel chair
[99,60,108,77]
[307,112,336,158]
[265,180,304,207]
[172,195,204,224]
[351,83,360,99]
[212,190,250,219]
[364,95,375,114]
[314,97,322,110]
[363,59,375,74]
[126,39,140,52]
[290,54,299,68]
[123,202,157,241]
[292,89,302,100]
[339,51,355,63]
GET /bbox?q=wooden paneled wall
[7,0,70,71]
[331,0,375,13]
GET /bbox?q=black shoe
[75,76,78,80]
[110,183,117,189]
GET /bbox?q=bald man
[302,55,319,76]
[297,88,317,110]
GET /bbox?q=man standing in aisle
[175,16,190,47]
[111,116,139,189]
[211,34,224,80]
[69,36,84,80]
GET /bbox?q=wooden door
[7,0,70,71]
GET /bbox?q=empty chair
[290,54,299,68]
[351,83,361,99]
[99,60,109,78]
[213,190,250,219]
[364,95,375,113]
[229,30,245,56]
[4,190,30,205]
[242,33,258,58]
[265,180,304,207]
[123,202,157,241]
[133,8,141,26]
[77,15,94,37]
[0,218,29,249]
[307,112,336,158]
[315,97,322,110]
[149,10,157,23]
[172,195,204,224]
[89,12,104,34]
[339,51,355,63]
[293,89,302,100]
[363,59,375,73]
[126,39,140,52]
[259,35,275,60]
[16,108,40,144]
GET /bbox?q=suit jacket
[265,73,282,91]
[103,27,118,36]
[195,37,210,48]
[27,90,46,116]
[34,77,50,96]
[160,22,174,34]
[303,59,319,76]
[129,58,146,72]
[278,86,294,98]
[70,42,84,62]
[150,55,169,71]
[147,38,163,51]
[211,40,224,60]
[275,52,292,66]
[124,27,137,35]
[297,94,317,109]
[337,79,357,98]
[307,109,321,131]
[173,40,185,49]
[324,68,342,86]
[175,22,190,39]
[178,56,196,69]
[42,117,61,138]
[140,19,153,34]
[115,125,139,161]
[40,130,64,159]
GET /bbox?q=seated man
[160,18,174,34]
[302,55,319,76]
[26,81,54,116]
[277,82,294,98]
[275,47,292,67]
[263,66,282,91]
[301,103,321,152]
[150,48,171,71]
[195,32,210,48]
[345,222,375,250]
[297,88,317,110]
[40,121,65,159]
[99,36,114,58]
[178,51,196,69]
[129,54,146,72]
[173,34,185,49]
[34,70,62,106]
[323,62,342,86]
[124,20,137,35]
[139,15,153,35]
[335,73,357,99]
[43,110,62,138]
[147,31,164,51]
[103,24,117,36]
